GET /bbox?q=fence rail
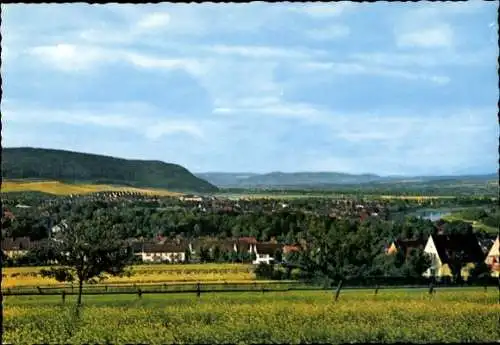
[3,279,498,298]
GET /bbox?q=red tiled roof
[283,245,300,254]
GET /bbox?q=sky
[2,2,498,176]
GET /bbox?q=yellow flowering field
[1,180,181,196]
[2,264,256,288]
[3,288,499,344]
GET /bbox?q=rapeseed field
[3,289,499,344]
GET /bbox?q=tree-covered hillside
[2,148,218,193]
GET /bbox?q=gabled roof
[1,237,45,251]
[255,243,281,255]
[431,234,484,264]
[395,238,426,256]
[283,245,300,254]
[238,237,258,244]
[486,236,499,257]
[478,237,496,254]
[141,242,189,254]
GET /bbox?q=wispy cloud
[2,101,206,141]
[300,61,450,84]
[396,24,454,49]
[305,24,350,41]
[290,2,354,18]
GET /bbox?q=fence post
[196,283,201,298]
[61,291,66,304]
[334,280,343,302]
[374,284,379,296]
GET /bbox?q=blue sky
[2,2,498,175]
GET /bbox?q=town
[2,192,499,283]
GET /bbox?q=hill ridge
[2,147,218,193]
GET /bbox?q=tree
[446,250,466,284]
[401,248,432,278]
[467,261,491,284]
[212,245,222,263]
[184,248,191,263]
[198,246,211,263]
[41,218,134,306]
[273,248,283,263]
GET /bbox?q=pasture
[1,180,181,197]
[3,288,499,344]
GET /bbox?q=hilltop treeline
[2,147,218,193]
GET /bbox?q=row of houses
[129,237,300,265]
[1,235,297,265]
[386,234,500,278]
[3,231,499,278]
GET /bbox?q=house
[484,236,499,277]
[283,245,300,255]
[179,195,203,202]
[136,242,188,263]
[51,220,68,235]
[386,238,426,257]
[251,243,281,265]
[478,237,496,255]
[1,237,41,258]
[2,209,15,220]
[422,234,485,280]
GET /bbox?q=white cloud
[136,12,171,30]
[306,25,350,41]
[205,44,322,60]
[396,25,454,49]
[28,43,206,75]
[290,2,353,18]
[29,44,113,72]
[213,102,324,121]
[350,50,492,68]
[301,61,450,84]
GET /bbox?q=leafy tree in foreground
[41,218,134,306]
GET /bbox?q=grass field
[379,195,455,200]
[442,213,498,234]
[1,264,256,288]
[3,288,498,344]
[218,192,460,201]
[1,180,182,197]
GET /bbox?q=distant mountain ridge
[196,171,498,189]
[2,147,218,193]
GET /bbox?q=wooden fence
[3,279,497,302]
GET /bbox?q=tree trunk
[77,279,83,306]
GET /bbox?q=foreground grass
[3,288,499,344]
[2,264,256,288]
[1,180,181,196]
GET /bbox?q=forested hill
[2,147,218,193]
[196,171,498,189]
